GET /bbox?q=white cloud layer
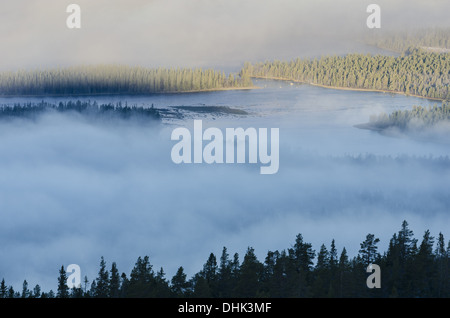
[0,0,449,70]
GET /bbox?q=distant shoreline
[0,86,260,98]
[0,76,445,103]
[251,76,445,102]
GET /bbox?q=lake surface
[0,79,448,291]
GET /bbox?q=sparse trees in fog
[0,100,161,122]
[368,101,450,131]
[367,27,450,53]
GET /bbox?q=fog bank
[1,0,449,71]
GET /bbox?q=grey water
[0,79,448,292]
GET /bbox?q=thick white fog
[0,80,449,292]
[0,0,449,71]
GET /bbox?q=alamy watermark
[66,264,81,289]
[366,263,381,289]
[366,4,381,29]
[66,4,380,30]
[66,4,81,29]
[171,120,279,174]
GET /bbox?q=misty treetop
[367,27,450,53]
[1,220,448,298]
[0,100,161,122]
[243,49,449,100]
[0,65,253,96]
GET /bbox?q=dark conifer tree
[32,284,41,298]
[57,266,69,298]
[217,247,233,298]
[70,286,84,298]
[109,262,120,298]
[230,252,240,290]
[7,286,15,299]
[95,256,110,298]
[358,234,380,267]
[235,247,264,297]
[89,279,97,297]
[0,279,7,298]
[21,280,29,298]
[171,266,190,297]
[154,267,171,297]
[337,248,352,298]
[82,276,89,296]
[289,234,315,273]
[191,273,212,298]
[312,244,331,297]
[119,273,129,298]
[288,233,315,295]
[414,230,435,297]
[202,253,218,296]
[127,255,157,297]
[434,233,448,297]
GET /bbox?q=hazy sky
[0,0,449,71]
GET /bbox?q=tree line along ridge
[0,65,254,96]
[243,49,449,100]
[0,50,447,101]
[0,100,161,122]
[1,221,448,298]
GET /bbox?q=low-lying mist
[0,109,448,292]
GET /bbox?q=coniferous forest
[0,100,160,122]
[366,27,450,53]
[243,49,449,100]
[1,221,448,298]
[0,65,254,96]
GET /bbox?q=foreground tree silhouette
[109,262,121,298]
[359,234,380,267]
[235,247,264,297]
[414,230,435,297]
[435,232,449,297]
[57,266,69,298]
[217,247,234,298]
[171,267,190,297]
[95,257,110,298]
[202,253,218,296]
[0,279,7,298]
[1,220,448,298]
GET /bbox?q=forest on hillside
[1,221,448,298]
[243,49,449,100]
[0,65,254,96]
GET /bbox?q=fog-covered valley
[0,79,448,292]
[1,0,449,296]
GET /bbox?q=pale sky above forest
[0,0,449,70]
